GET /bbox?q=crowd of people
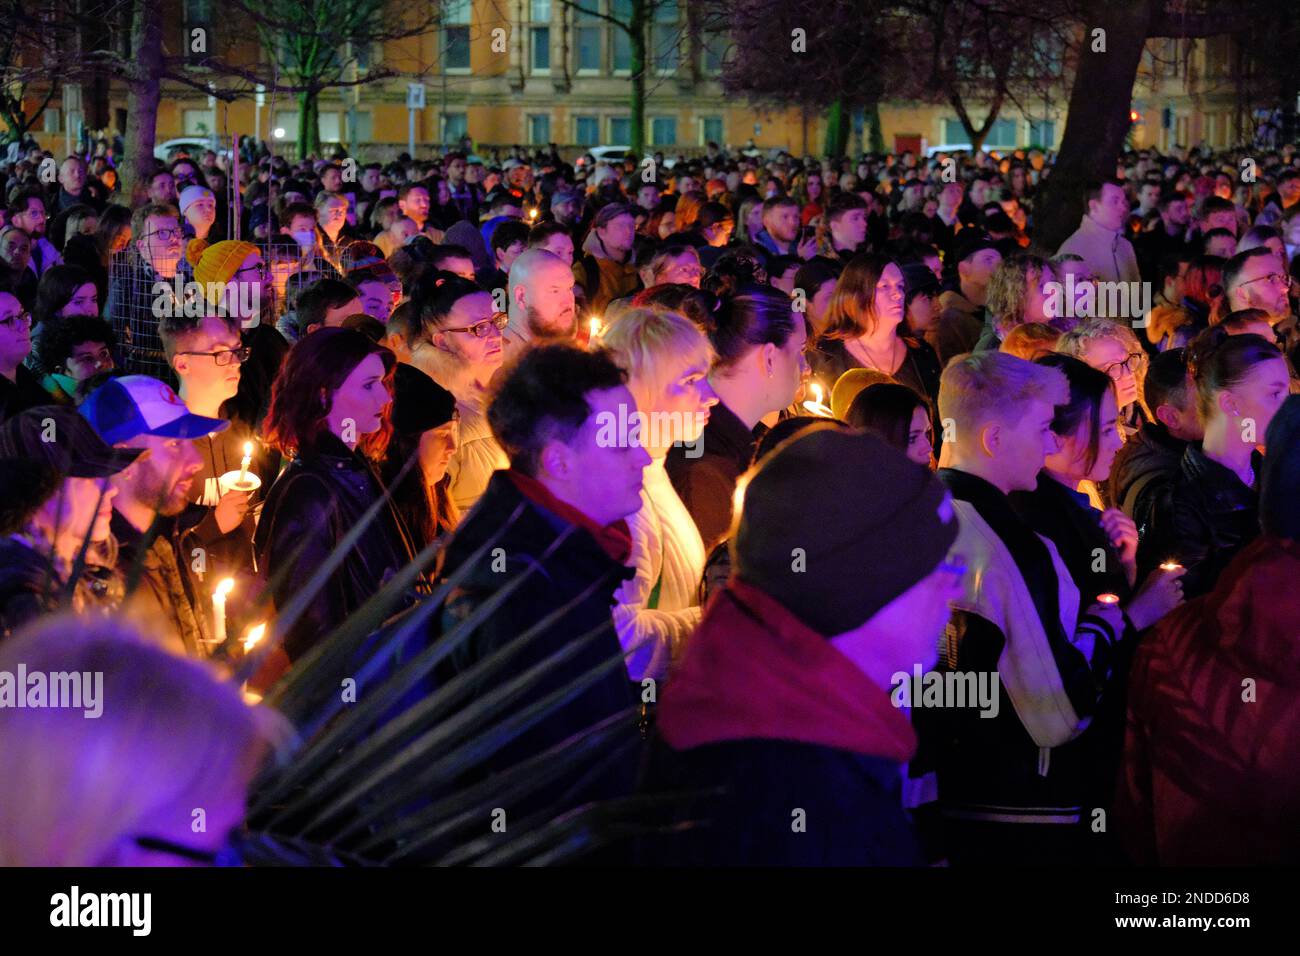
[0,132,1297,867]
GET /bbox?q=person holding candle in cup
[160,311,273,576]
[79,375,231,657]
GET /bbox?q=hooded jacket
[929,289,985,368]
[1108,420,1188,538]
[1117,535,1300,864]
[642,579,924,866]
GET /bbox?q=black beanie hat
[732,427,959,636]
[391,363,457,437]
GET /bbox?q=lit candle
[528,207,538,220]
[801,382,833,417]
[589,316,603,341]
[1159,560,1183,571]
[237,441,253,486]
[1096,592,1120,605]
[212,577,235,645]
[242,622,266,655]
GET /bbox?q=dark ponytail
[705,283,799,371]
[1187,325,1282,420]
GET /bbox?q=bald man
[503,247,578,357]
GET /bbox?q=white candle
[802,382,833,418]
[212,578,235,645]
[242,622,266,655]
[588,316,603,342]
[237,441,253,485]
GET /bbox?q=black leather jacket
[254,434,421,661]
[1143,442,1261,599]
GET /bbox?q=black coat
[1142,442,1261,599]
[254,434,420,661]
[0,538,62,639]
[639,736,923,866]
[1109,420,1188,539]
[433,471,638,810]
[664,401,764,554]
[808,334,942,405]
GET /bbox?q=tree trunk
[122,0,163,203]
[298,88,320,161]
[824,99,848,158]
[866,100,885,154]
[1032,0,1156,253]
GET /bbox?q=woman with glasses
[0,288,48,420]
[404,271,509,513]
[256,328,423,663]
[1056,318,1152,441]
[0,613,288,865]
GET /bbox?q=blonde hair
[1056,317,1150,414]
[939,350,1069,433]
[1000,322,1062,360]
[1146,304,1194,346]
[0,614,290,865]
[831,366,895,421]
[601,307,714,415]
[988,254,1051,338]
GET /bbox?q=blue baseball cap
[80,375,230,446]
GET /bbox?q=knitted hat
[391,363,457,436]
[178,184,214,217]
[732,427,959,636]
[195,240,258,288]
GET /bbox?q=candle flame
[243,441,253,457]
[214,577,235,599]
[1159,560,1182,571]
[242,622,266,653]
[810,382,823,404]
[1097,592,1120,605]
[589,317,603,338]
[528,208,538,219]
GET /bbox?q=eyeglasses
[235,263,269,279]
[1101,352,1144,378]
[441,312,508,338]
[0,310,31,329]
[1236,271,1293,289]
[141,227,182,242]
[175,346,250,366]
[66,346,113,367]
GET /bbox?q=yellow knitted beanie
[195,240,258,288]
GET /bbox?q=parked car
[154,137,230,162]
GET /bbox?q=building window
[346,109,373,144]
[985,118,1018,149]
[183,109,215,135]
[528,114,551,144]
[531,0,551,73]
[273,111,341,143]
[701,31,725,74]
[610,115,631,145]
[444,112,468,143]
[700,116,723,146]
[443,0,471,72]
[612,0,632,73]
[576,26,601,72]
[1028,119,1055,147]
[575,115,600,145]
[651,0,679,75]
[651,116,677,146]
[941,119,968,146]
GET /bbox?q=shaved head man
[503,248,578,355]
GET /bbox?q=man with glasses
[106,203,187,384]
[0,289,49,421]
[1224,247,1299,353]
[161,311,267,576]
[7,187,62,278]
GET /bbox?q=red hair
[263,327,396,463]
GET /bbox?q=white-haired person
[0,614,288,865]
[601,308,719,681]
[912,350,1130,866]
